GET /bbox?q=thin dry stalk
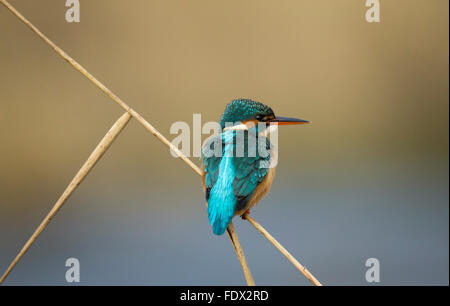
[0,0,200,176]
[0,0,322,286]
[226,222,255,286]
[244,214,322,286]
[0,0,252,285]
[0,112,132,284]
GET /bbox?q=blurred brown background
[0,0,448,285]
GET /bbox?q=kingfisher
[201,99,309,235]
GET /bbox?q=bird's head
[219,99,309,130]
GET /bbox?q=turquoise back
[202,129,272,235]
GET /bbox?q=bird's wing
[202,131,271,235]
[231,134,271,212]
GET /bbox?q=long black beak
[269,116,310,125]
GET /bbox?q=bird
[201,99,309,235]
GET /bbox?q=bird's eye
[255,115,263,121]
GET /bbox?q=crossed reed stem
[0,0,322,286]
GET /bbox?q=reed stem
[0,112,131,284]
[244,214,322,286]
[0,0,322,286]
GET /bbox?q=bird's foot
[241,210,250,220]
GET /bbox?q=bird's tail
[208,201,234,235]
[207,145,236,235]
[207,186,235,235]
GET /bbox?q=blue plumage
[201,99,308,236]
[207,131,237,235]
[202,129,272,235]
